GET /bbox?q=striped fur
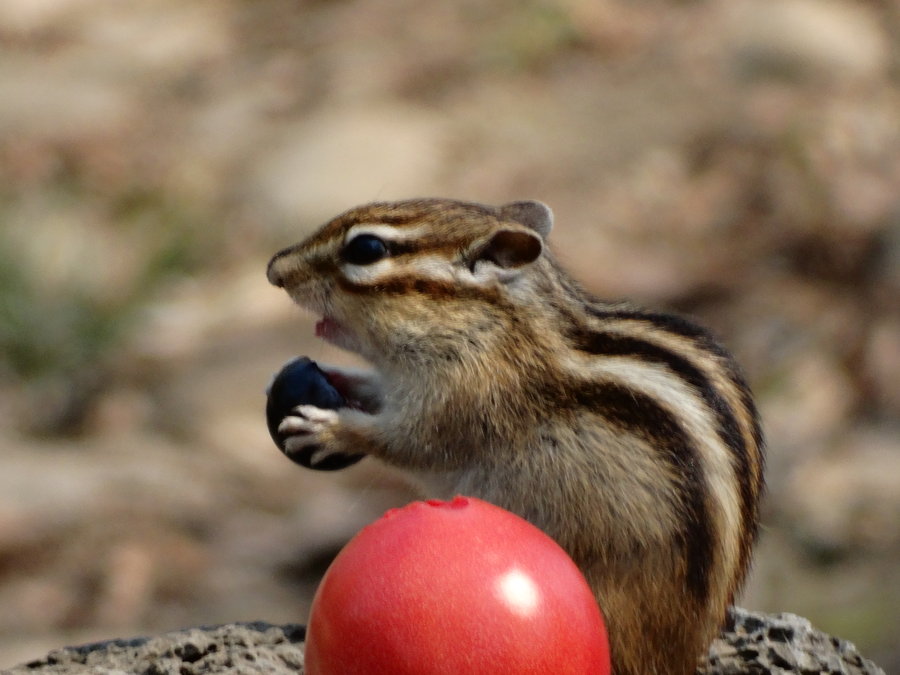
[268,198,765,675]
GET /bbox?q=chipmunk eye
[341,234,388,265]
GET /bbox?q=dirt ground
[1,0,898,670]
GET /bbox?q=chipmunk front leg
[317,364,384,413]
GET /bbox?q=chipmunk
[266,198,765,675]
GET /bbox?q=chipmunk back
[267,198,765,675]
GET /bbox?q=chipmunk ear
[498,200,553,239]
[476,227,544,269]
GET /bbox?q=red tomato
[304,496,610,675]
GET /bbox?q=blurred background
[0,0,898,669]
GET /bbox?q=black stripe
[569,324,760,566]
[569,329,746,454]
[384,240,419,257]
[566,381,715,601]
[587,306,718,344]
[736,380,765,574]
[371,213,428,225]
[386,241,471,259]
[336,275,500,303]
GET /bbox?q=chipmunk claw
[279,405,338,436]
[278,405,364,471]
[279,404,338,454]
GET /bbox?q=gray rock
[4,623,306,675]
[700,607,886,674]
[5,608,885,674]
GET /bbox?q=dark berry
[265,357,364,471]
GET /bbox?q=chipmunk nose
[266,255,285,287]
[267,247,298,288]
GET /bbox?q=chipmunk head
[266,198,554,367]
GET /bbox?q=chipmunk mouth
[315,316,342,341]
[315,316,359,353]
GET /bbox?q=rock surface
[5,623,307,675]
[7,607,884,675]
[699,607,885,675]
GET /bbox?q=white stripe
[345,223,430,242]
[341,254,456,284]
[562,353,743,583]
[341,257,395,283]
